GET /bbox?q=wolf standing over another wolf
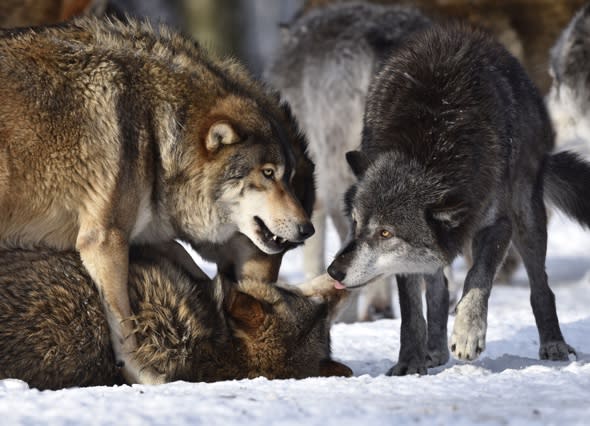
[329,24,588,374]
[266,2,432,321]
[0,18,314,384]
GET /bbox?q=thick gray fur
[265,2,432,320]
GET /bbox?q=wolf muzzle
[327,241,357,284]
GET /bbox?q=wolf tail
[543,151,590,228]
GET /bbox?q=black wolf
[329,24,586,374]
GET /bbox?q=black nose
[327,263,346,282]
[298,222,315,239]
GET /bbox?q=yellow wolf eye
[262,168,275,179]
[379,229,393,239]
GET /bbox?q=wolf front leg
[388,274,427,376]
[451,217,512,361]
[425,269,449,368]
[77,225,165,385]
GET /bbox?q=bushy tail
[544,151,590,228]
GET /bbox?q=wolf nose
[327,264,346,282]
[298,222,315,240]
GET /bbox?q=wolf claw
[539,341,577,361]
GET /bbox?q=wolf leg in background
[0,247,351,390]
[388,269,448,376]
[266,2,432,320]
[0,18,313,384]
[328,24,584,373]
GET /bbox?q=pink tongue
[334,281,346,290]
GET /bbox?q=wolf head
[222,273,351,379]
[327,151,468,288]
[548,3,590,146]
[164,93,314,255]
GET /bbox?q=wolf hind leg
[513,187,576,360]
[425,269,449,368]
[451,217,512,361]
[388,274,427,376]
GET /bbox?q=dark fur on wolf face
[0,247,350,390]
[335,154,452,287]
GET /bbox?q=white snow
[0,215,589,425]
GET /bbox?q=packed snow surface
[0,213,589,425]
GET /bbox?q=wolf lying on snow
[329,24,586,374]
[0,17,315,384]
[0,245,351,390]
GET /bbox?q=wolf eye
[379,229,393,239]
[262,168,275,180]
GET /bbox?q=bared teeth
[270,234,288,245]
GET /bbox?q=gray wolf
[266,1,431,321]
[303,0,587,92]
[548,3,590,153]
[0,244,351,390]
[0,17,314,384]
[329,24,586,374]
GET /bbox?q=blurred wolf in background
[548,3,590,155]
[303,0,587,93]
[266,2,434,322]
[0,246,351,390]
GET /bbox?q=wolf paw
[387,360,427,376]
[539,341,577,361]
[119,360,166,385]
[426,347,450,368]
[450,307,487,361]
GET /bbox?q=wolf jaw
[253,216,291,252]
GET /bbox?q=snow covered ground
[0,214,589,425]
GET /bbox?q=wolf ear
[429,192,469,229]
[319,359,353,377]
[206,121,241,152]
[346,151,370,178]
[225,288,266,332]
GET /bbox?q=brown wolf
[0,17,314,384]
[0,245,351,390]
